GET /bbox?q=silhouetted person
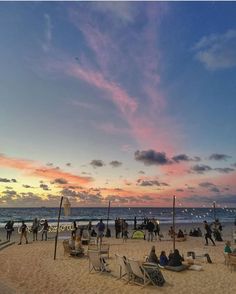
[18,221,28,245]
[203,221,215,246]
[32,218,39,241]
[42,220,49,241]
[5,221,14,241]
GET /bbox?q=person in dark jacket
[168,249,184,266]
[42,220,49,241]
[5,220,14,241]
[147,220,155,242]
[204,221,215,246]
[18,221,28,245]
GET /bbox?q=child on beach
[18,221,28,245]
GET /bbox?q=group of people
[70,219,107,245]
[5,218,50,245]
[148,245,185,267]
[189,227,202,237]
[114,218,129,240]
[168,227,186,240]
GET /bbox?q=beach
[0,222,235,294]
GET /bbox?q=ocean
[0,207,235,227]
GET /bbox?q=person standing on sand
[18,221,28,245]
[5,220,14,242]
[96,219,105,245]
[203,220,215,246]
[32,218,39,241]
[41,220,49,241]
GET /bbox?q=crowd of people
[3,215,231,250]
[4,218,50,245]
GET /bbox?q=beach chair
[81,229,90,245]
[127,258,153,287]
[192,248,208,263]
[88,250,109,273]
[88,243,110,259]
[228,254,236,272]
[62,240,77,257]
[115,254,133,283]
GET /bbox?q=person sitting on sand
[148,245,159,264]
[168,226,175,238]
[168,249,184,267]
[159,251,169,266]
[69,235,76,250]
[75,236,84,256]
[224,241,233,254]
[18,221,28,245]
[177,229,184,238]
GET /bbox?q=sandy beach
[0,222,235,294]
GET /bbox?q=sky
[0,1,236,208]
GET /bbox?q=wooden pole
[54,196,63,260]
[213,201,216,221]
[173,195,176,251]
[105,201,111,237]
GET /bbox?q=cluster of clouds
[0,178,17,183]
[134,149,235,175]
[90,160,122,168]
[193,29,236,70]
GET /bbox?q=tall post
[54,196,63,260]
[105,201,111,237]
[213,201,216,221]
[173,195,176,251]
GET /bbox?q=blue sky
[0,2,236,207]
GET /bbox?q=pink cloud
[0,154,92,185]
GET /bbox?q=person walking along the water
[42,220,49,241]
[203,221,215,246]
[18,221,28,245]
[5,220,14,242]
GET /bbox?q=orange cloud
[0,154,92,186]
